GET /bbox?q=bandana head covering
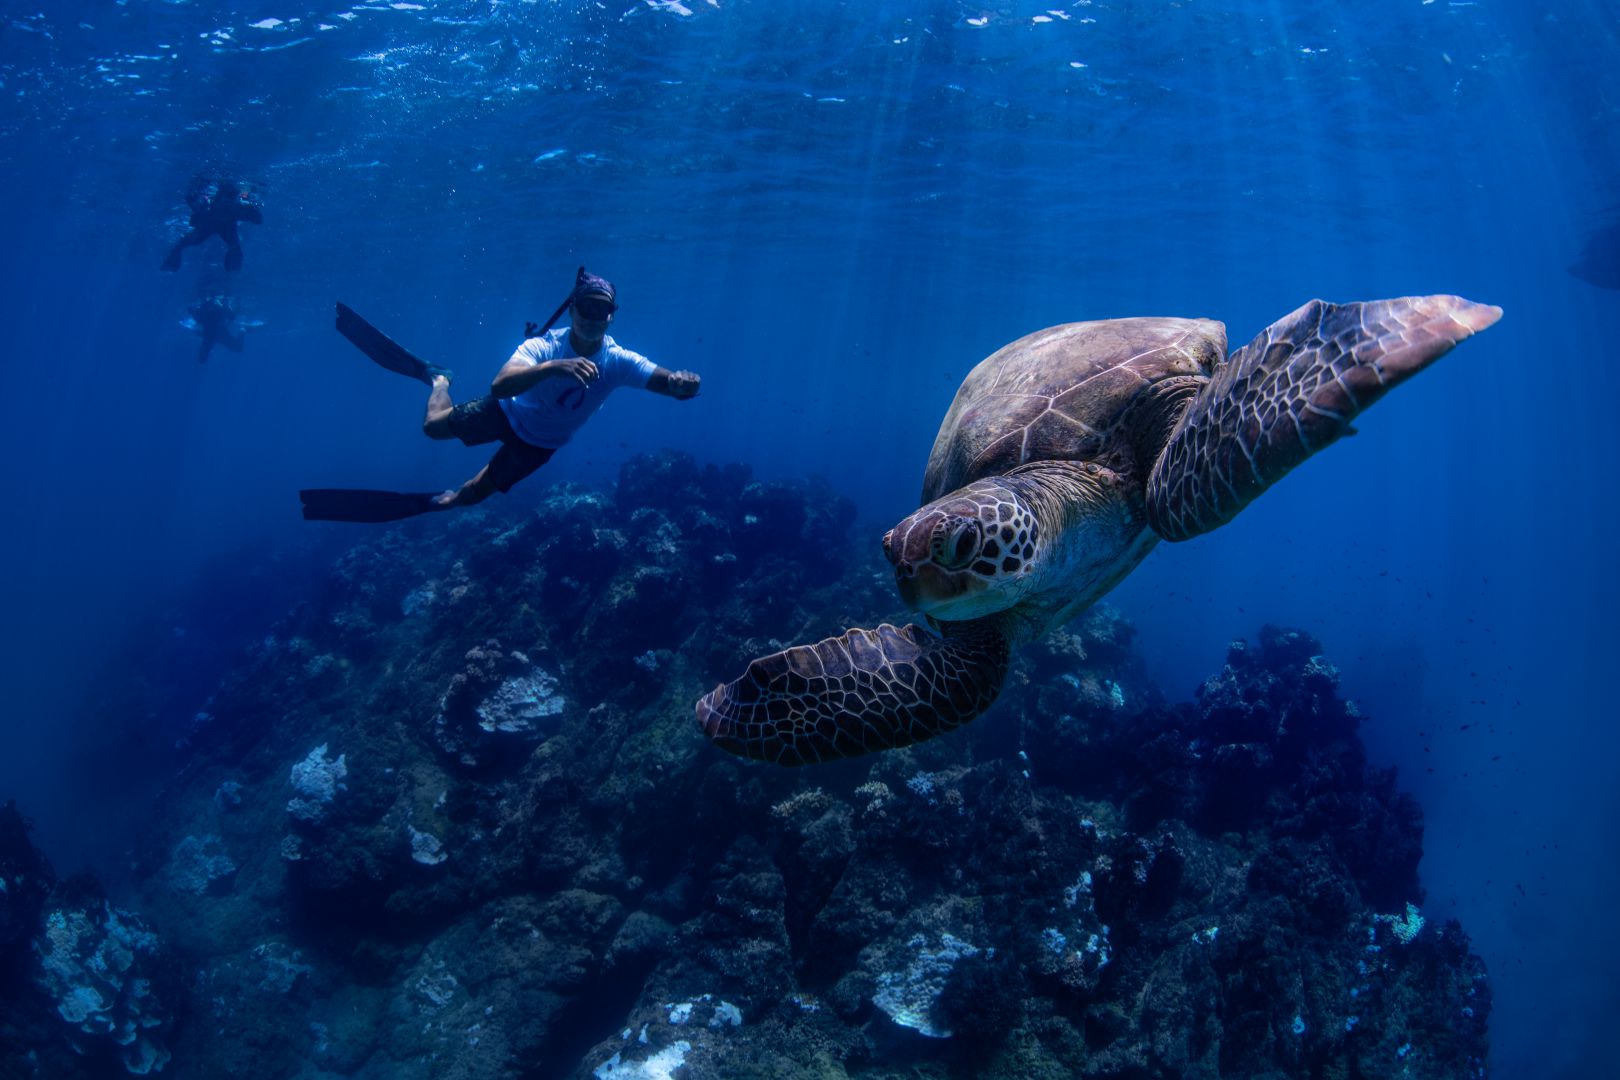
[574,268,617,310]
[527,266,617,340]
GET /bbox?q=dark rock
[0,802,54,958]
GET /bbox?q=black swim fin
[334,302,453,386]
[299,488,442,523]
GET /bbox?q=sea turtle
[697,295,1501,765]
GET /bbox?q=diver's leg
[161,229,207,271]
[422,375,456,439]
[435,441,551,510]
[432,466,498,510]
[220,223,243,271]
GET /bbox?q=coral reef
[33,882,175,1075]
[434,641,568,769]
[2,806,180,1077]
[0,452,1489,1078]
[166,834,238,896]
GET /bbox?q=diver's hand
[547,358,598,387]
[667,370,701,399]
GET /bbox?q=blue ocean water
[0,0,1614,1075]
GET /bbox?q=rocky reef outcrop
[0,452,1489,1078]
[1,804,178,1077]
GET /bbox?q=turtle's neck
[999,459,1121,533]
[992,459,1157,635]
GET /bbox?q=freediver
[300,268,702,523]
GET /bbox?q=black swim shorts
[447,396,556,494]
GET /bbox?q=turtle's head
[883,479,1041,620]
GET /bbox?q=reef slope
[1,452,1487,1079]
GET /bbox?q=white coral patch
[408,826,448,865]
[287,744,347,822]
[872,932,980,1038]
[594,1041,692,1079]
[477,666,565,734]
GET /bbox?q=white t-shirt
[497,328,658,449]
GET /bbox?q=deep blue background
[2,1,1616,1074]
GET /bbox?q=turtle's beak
[896,563,976,612]
[883,524,921,573]
[895,570,921,609]
[885,510,981,613]
[886,529,921,607]
[885,526,932,608]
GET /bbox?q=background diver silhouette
[160,175,263,272]
[183,295,247,364]
[301,268,701,523]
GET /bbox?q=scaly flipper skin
[695,620,1009,765]
[1146,295,1502,542]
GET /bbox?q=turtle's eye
[931,519,981,571]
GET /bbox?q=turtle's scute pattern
[1146,296,1503,542]
[695,623,1009,766]
[922,318,1225,503]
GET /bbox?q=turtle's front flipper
[696,620,1010,766]
[1146,295,1501,542]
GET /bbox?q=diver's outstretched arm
[647,366,701,399]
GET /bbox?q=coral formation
[285,743,347,824]
[165,834,237,896]
[0,452,1490,1079]
[871,932,983,1037]
[434,641,567,768]
[33,884,174,1075]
